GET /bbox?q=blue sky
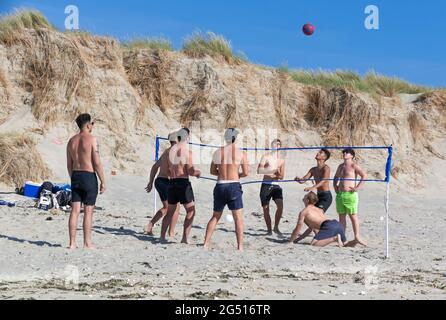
[1,0,445,86]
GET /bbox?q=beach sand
[1,172,445,300]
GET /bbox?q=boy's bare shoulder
[300,207,310,216]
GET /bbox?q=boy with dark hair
[67,113,106,249]
[295,149,332,213]
[333,148,368,247]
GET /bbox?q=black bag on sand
[40,181,54,194]
[56,190,72,207]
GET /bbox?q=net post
[384,145,393,259]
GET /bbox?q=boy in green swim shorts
[333,148,368,247]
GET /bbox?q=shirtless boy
[257,139,285,235]
[289,192,347,247]
[295,149,332,213]
[160,128,201,244]
[66,113,106,249]
[144,132,180,236]
[203,128,249,251]
[333,148,368,246]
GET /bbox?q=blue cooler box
[24,182,42,198]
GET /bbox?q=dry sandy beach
[1,170,445,300]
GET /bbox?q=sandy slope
[1,172,445,300]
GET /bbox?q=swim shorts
[213,182,243,212]
[316,191,333,213]
[336,191,359,215]
[314,220,347,242]
[71,171,98,206]
[154,177,170,202]
[259,183,283,206]
[167,178,195,205]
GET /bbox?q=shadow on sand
[92,226,170,244]
[0,234,62,247]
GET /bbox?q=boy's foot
[355,236,368,247]
[336,234,344,247]
[143,223,154,236]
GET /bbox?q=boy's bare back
[67,133,96,173]
[213,144,248,180]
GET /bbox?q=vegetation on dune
[1,9,437,97]
[0,9,53,44]
[0,133,50,187]
[121,37,174,51]
[281,68,432,97]
[305,87,372,146]
[182,31,247,64]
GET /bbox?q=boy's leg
[273,199,283,235]
[181,202,195,244]
[160,203,177,240]
[145,200,168,235]
[83,205,95,249]
[349,214,367,246]
[68,202,81,249]
[262,204,272,235]
[336,192,347,231]
[339,214,347,231]
[203,211,223,249]
[311,236,338,247]
[169,204,180,238]
[232,209,244,251]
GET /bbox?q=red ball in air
[303,23,315,36]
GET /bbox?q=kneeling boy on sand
[289,192,351,247]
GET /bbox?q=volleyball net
[154,134,393,258]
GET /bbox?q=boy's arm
[295,227,314,243]
[274,160,285,180]
[66,142,73,178]
[289,210,306,243]
[351,164,368,191]
[92,137,106,193]
[333,165,342,193]
[295,169,312,184]
[210,150,219,176]
[240,152,249,178]
[145,158,161,193]
[187,149,201,178]
[257,155,275,175]
[210,161,219,176]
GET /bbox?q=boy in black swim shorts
[144,132,179,236]
[257,139,286,235]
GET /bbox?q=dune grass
[305,87,372,145]
[0,9,53,44]
[182,31,246,64]
[121,37,173,51]
[0,133,50,187]
[286,69,431,97]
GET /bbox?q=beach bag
[40,181,54,195]
[38,190,53,210]
[55,190,72,207]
